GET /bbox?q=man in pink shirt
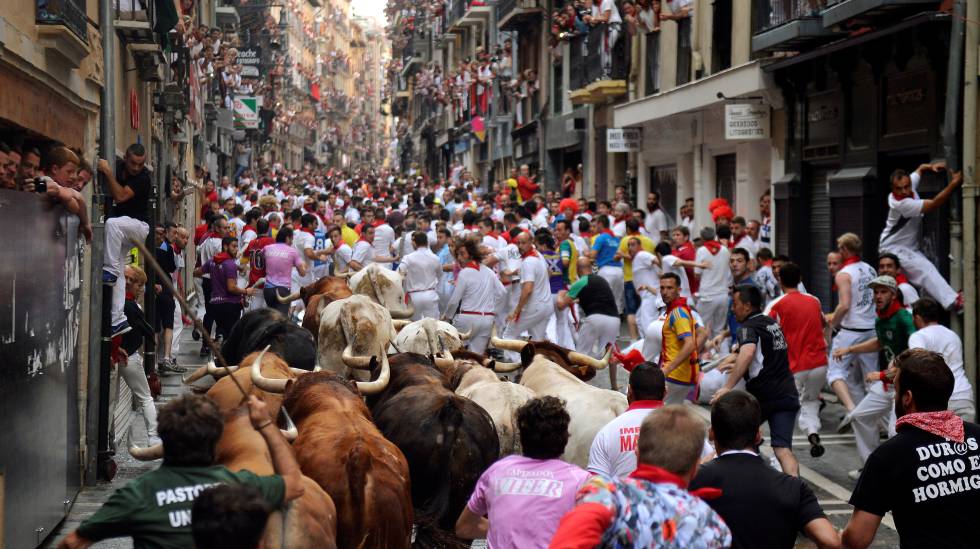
[261,226,306,314]
[456,396,589,548]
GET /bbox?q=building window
[711,0,732,73]
[650,165,678,219]
[553,62,562,115]
[715,153,736,204]
[645,31,660,96]
[676,17,692,85]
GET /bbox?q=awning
[614,61,776,128]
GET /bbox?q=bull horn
[207,359,239,378]
[281,427,298,441]
[182,365,209,384]
[568,346,612,371]
[390,300,415,319]
[253,277,266,287]
[392,319,412,331]
[249,346,290,393]
[290,368,310,375]
[489,324,528,352]
[355,346,390,395]
[337,270,355,278]
[432,350,455,368]
[457,328,472,340]
[277,290,301,304]
[493,360,523,373]
[130,442,164,461]
[341,343,374,369]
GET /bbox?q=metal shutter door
[808,169,832,310]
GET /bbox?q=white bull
[391,318,472,364]
[316,295,396,386]
[518,354,627,467]
[348,264,414,319]
[451,358,533,456]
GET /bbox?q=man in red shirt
[670,226,699,294]
[517,164,539,203]
[765,261,830,458]
[241,218,276,311]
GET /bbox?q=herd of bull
[130,264,626,548]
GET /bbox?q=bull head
[249,346,293,393]
[367,268,414,319]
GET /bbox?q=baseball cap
[869,275,898,291]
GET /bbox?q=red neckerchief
[465,225,477,231]
[892,191,911,201]
[244,224,256,234]
[488,231,500,238]
[877,298,903,319]
[762,259,773,268]
[125,291,135,300]
[600,229,614,237]
[626,400,663,412]
[580,231,593,240]
[463,261,480,270]
[521,248,539,259]
[372,220,384,228]
[213,252,233,264]
[629,464,722,500]
[702,240,723,254]
[842,255,860,267]
[665,296,689,316]
[895,273,910,285]
[896,411,965,443]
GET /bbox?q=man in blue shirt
[590,215,625,315]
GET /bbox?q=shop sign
[606,128,641,152]
[233,96,261,129]
[725,104,770,140]
[236,47,262,78]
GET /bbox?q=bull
[132,351,338,548]
[365,353,499,539]
[182,309,317,384]
[391,318,472,364]
[251,360,414,549]
[447,351,532,456]
[316,295,397,382]
[348,263,414,319]
[271,276,355,341]
[491,336,626,467]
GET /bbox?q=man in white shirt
[350,225,376,271]
[878,252,919,309]
[644,192,669,244]
[730,216,757,258]
[293,214,327,292]
[908,297,975,421]
[879,164,961,310]
[479,217,504,251]
[629,237,661,333]
[694,226,733,339]
[371,208,396,270]
[398,232,443,320]
[327,225,353,274]
[589,0,622,79]
[655,241,705,301]
[502,232,553,360]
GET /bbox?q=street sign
[236,47,262,78]
[725,104,770,140]
[233,96,261,129]
[607,128,641,152]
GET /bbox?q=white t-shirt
[293,230,315,284]
[588,404,713,478]
[645,209,669,244]
[372,223,396,269]
[351,240,375,268]
[839,260,877,330]
[596,0,622,23]
[446,264,505,315]
[331,242,353,273]
[732,235,757,257]
[632,250,660,296]
[908,324,973,402]
[520,253,553,309]
[661,254,692,299]
[695,245,732,298]
[898,281,920,310]
[398,248,442,292]
[880,171,924,251]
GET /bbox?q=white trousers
[949,399,976,423]
[495,284,520,333]
[696,293,729,340]
[828,328,878,404]
[883,245,958,309]
[697,370,746,404]
[105,216,149,326]
[664,380,693,405]
[454,313,495,354]
[171,302,184,357]
[795,366,827,436]
[120,352,158,442]
[851,380,896,462]
[550,295,577,350]
[502,302,552,361]
[576,314,620,358]
[598,265,625,314]
[193,278,206,320]
[408,290,441,320]
[636,294,660,336]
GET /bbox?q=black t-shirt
[109,161,151,222]
[155,242,177,297]
[736,312,798,402]
[571,274,619,317]
[690,453,825,549]
[850,423,980,548]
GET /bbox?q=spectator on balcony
[584,0,622,79]
[636,0,661,32]
[659,0,693,22]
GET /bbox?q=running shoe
[836,413,853,434]
[110,321,131,338]
[158,359,187,374]
[808,433,825,458]
[848,468,863,481]
[199,343,210,358]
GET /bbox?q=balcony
[113,0,164,81]
[497,0,544,30]
[568,25,628,105]
[36,0,90,68]
[447,0,493,33]
[821,0,941,28]
[751,0,844,53]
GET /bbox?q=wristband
[255,420,274,431]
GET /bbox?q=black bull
[366,353,499,538]
[222,309,317,371]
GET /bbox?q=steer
[133,351,338,548]
[260,366,414,549]
[491,336,626,467]
[448,352,533,456]
[348,263,414,318]
[391,318,471,362]
[366,353,499,538]
[275,275,353,306]
[316,295,397,381]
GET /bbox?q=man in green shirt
[832,275,916,476]
[58,394,305,549]
[558,258,621,389]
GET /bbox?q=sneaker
[192,329,201,341]
[110,321,131,338]
[103,271,118,286]
[837,413,853,434]
[808,433,825,458]
[158,359,187,374]
[848,468,863,481]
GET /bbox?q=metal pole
[84,0,116,484]
[960,0,978,396]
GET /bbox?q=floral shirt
[549,465,731,549]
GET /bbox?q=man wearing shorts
[712,284,800,476]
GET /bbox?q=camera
[34,177,47,193]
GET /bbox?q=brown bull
[301,288,354,341]
[280,371,414,549]
[278,275,352,306]
[366,353,499,543]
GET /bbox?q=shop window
[649,165,678,219]
[714,153,736,204]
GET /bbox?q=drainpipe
[959,0,977,392]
